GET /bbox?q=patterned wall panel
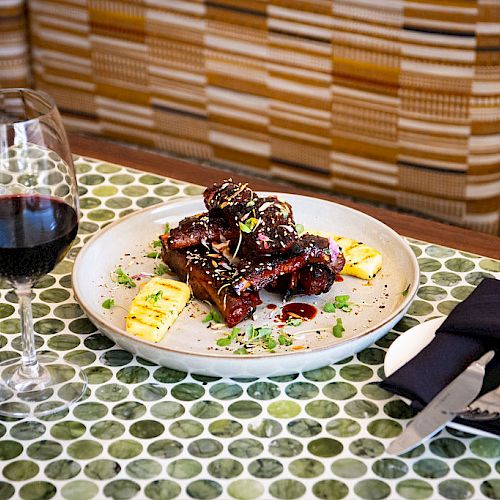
[27,0,500,234]
[0,0,30,88]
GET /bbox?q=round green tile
[0,304,14,319]
[130,420,165,439]
[308,437,343,458]
[93,185,118,197]
[372,458,408,479]
[123,185,148,197]
[267,401,301,418]
[190,401,224,419]
[67,439,102,460]
[99,349,133,366]
[188,439,223,458]
[184,185,205,195]
[451,285,475,300]
[209,419,243,438]
[50,421,86,440]
[417,286,447,301]
[312,480,348,500]
[69,318,97,334]
[361,383,392,400]
[126,459,161,480]
[430,438,466,458]
[79,174,105,186]
[84,366,113,384]
[479,259,500,272]
[331,458,367,479]
[349,438,384,458]
[357,347,385,365]
[106,197,132,209]
[103,480,140,500]
[208,458,243,479]
[326,418,361,437]
[169,419,203,439]
[117,366,149,384]
[186,480,222,500]
[108,439,143,459]
[3,460,39,481]
[289,458,324,478]
[75,163,91,174]
[285,381,319,400]
[305,400,339,418]
[229,401,262,419]
[227,479,264,500]
[407,300,434,316]
[470,437,500,458]
[112,401,146,420]
[46,334,80,352]
[269,479,305,500]
[302,366,335,381]
[339,364,373,381]
[133,383,167,402]
[247,381,280,400]
[154,185,180,196]
[90,420,125,439]
[209,383,243,400]
[354,479,391,500]
[140,174,164,185]
[418,258,442,272]
[34,318,65,335]
[171,383,205,401]
[248,418,282,438]
[0,319,20,334]
[109,173,135,185]
[10,421,45,440]
[84,459,121,480]
[72,402,108,420]
[45,459,80,480]
[151,367,186,383]
[454,458,491,479]
[137,196,163,208]
[80,197,101,209]
[426,246,455,258]
[367,419,402,438]
[248,458,283,478]
[96,163,121,173]
[167,459,202,479]
[445,258,474,272]
[465,271,495,286]
[151,401,185,420]
[148,439,183,459]
[413,458,450,479]
[396,479,434,500]
[95,383,129,402]
[437,300,460,315]
[344,400,379,419]
[32,303,51,318]
[383,400,418,419]
[287,418,322,438]
[0,482,14,500]
[61,480,99,500]
[438,479,474,500]
[145,480,181,500]
[19,481,56,500]
[270,437,303,457]
[480,480,500,500]
[228,439,263,458]
[27,440,62,460]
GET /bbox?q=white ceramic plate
[384,317,494,437]
[73,193,419,377]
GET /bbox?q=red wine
[0,194,78,284]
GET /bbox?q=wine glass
[0,88,87,418]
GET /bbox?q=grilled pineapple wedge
[312,232,382,280]
[126,277,190,342]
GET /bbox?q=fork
[458,386,500,421]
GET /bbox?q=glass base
[0,352,87,418]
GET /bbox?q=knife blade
[388,350,495,455]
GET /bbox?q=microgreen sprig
[216,327,241,347]
[115,267,136,288]
[332,318,345,338]
[203,306,223,324]
[323,295,352,313]
[146,290,163,304]
[102,298,115,309]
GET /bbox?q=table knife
[388,350,495,455]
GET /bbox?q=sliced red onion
[328,237,340,260]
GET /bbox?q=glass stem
[16,285,40,378]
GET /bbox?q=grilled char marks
[161,241,261,328]
[167,213,237,250]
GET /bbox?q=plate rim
[73,192,420,360]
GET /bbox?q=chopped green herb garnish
[146,290,163,304]
[323,295,352,313]
[265,337,277,351]
[233,347,249,355]
[216,327,240,347]
[402,284,411,297]
[102,298,115,309]
[154,263,168,276]
[115,268,136,288]
[146,251,161,259]
[323,302,336,313]
[332,318,345,338]
[295,223,304,235]
[286,318,302,327]
[278,333,293,346]
[203,305,223,324]
[164,223,171,234]
[239,217,259,233]
[152,239,162,248]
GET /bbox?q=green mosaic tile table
[0,155,499,500]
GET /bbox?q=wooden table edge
[69,133,500,260]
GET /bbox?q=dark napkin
[381,278,500,436]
